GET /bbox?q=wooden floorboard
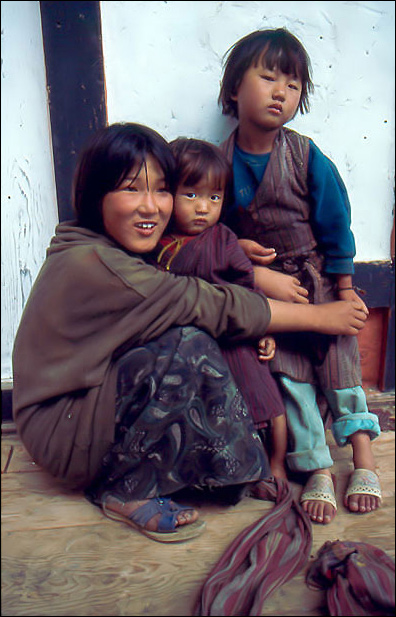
[1,421,394,616]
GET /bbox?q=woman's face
[102,155,173,253]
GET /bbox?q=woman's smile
[102,156,173,253]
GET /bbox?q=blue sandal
[102,496,206,542]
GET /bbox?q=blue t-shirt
[231,140,356,274]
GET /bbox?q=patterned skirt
[86,326,270,503]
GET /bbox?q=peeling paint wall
[1,1,58,380]
[100,0,395,261]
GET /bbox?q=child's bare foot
[300,469,337,524]
[312,300,368,336]
[344,432,382,513]
[345,484,381,513]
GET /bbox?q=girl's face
[102,155,173,253]
[173,173,224,235]
[232,54,302,131]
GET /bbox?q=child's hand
[238,239,277,265]
[253,266,309,303]
[258,336,276,361]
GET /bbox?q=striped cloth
[195,477,312,616]
[306,540,395,616]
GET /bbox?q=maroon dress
[154,223,286,429]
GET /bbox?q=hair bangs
[257,42,305,82]
[171,139,230,190]
[73,123,175,233]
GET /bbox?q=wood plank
[1,431,394,616]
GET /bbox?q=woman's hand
[338,288,368,313]
[258,336,276,361]
[253,266,309,303]
[238,239,277,266]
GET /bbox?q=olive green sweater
[12,222,271,488]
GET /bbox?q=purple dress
[155,223,286,428]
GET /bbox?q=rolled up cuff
[331,412,381,446]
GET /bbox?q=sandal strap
[300,473,337,511]
[345,469,382,502]
[130,497,192,533]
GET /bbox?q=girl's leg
[278,375,336,524]
[324,386,381,513]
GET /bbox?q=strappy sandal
[102,496,206,543]
[300,473,337,521]
[344,468,382,510]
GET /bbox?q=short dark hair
[219,28,314,119]
[170,137,233,208]
[73,123,176,233]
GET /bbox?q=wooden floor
[1,397,395,617]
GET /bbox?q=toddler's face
[173,174,224,235]
[232,53,302,129]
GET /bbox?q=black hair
[73,122,176,233]
[170,137,233,210]
[219,28,314,119]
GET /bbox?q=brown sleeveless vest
[221,128,362,390]
[221,127,316,259]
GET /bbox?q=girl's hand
[258,336,276,361]
[238,239,277,266]
[253,266,309,303]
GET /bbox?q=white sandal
[344,468,382,508]
[300,473,337,511]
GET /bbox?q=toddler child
[218,27,381,524]
[155,137,288,478]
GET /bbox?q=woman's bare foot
[104,495,199,531]
[301,469,337,524]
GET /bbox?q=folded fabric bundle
[306,540,395,616]
[195,477,312,616]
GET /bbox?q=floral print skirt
[86,326,270,503]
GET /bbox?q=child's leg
[279,376,333,472]
[269,414,287,479]
[278,375,336,524]
[323,387,381,513]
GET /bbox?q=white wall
[100,0,395,262]
[1,1,58,381]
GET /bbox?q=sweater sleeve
[95,245,270,346]
[308,140,356,274]
[12,243,271,410]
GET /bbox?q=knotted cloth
[195,477,312,616]
[306,540,395,616]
